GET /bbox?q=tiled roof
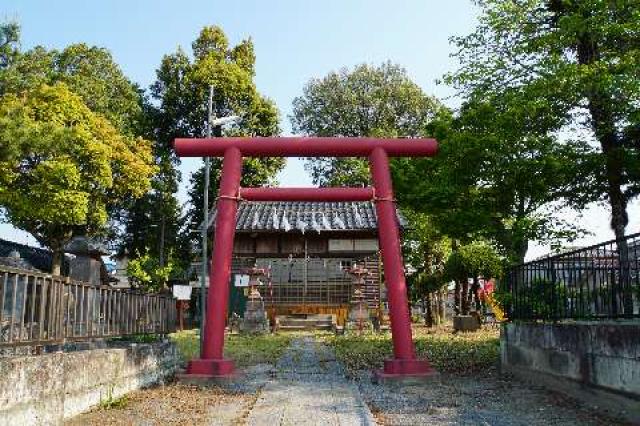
[0,238,70,274]
[208,201,405,233]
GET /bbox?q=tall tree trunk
[51,248,62,276]
[438,288,446,324]
[159,212,166,268]
[573,26,633,315]
[514,237,528,266]
[461,279,470,315]
[432,292,441,325]
[425,292,433,327]
[472,277,481,312]
[454,280,461,315]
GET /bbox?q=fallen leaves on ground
[324,325,500,375]
[65,384,249,426]
[170,329,293,367]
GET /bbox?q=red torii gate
[174,137,438,379]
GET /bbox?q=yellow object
[267,305,350,326]
[485,293,506,322]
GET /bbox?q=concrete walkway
[246,337,376,426]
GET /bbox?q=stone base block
[175,371,241,387]
[183,358,235,377]
[372,358,438,384]
[453,314,481,332]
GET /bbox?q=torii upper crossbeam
[174,137,438,379]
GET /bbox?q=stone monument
[64,236,110,285]
[240,266,269,334]
[346,264,371,334]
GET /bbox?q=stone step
[278,319,333,327]
[276,315,335,331]
[278,324,333,331]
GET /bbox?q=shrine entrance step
[276,314,336,331]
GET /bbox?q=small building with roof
[196,200,404,325]
[0,238,70,275]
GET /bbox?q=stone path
[66,333,629,425]
[246,336,376,425]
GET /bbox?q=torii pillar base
[177,359,240,387]
[374,359,438,385]
[185,358,235,377]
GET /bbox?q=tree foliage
[291,62,447,186]
[150,26,284,235]
[126,250,181,292]
[403,211,451,326]
[445,0,640,244]
[393,95,594,263]
[0,22,19,70]
[444,240,502,314]
[0,83,156,273]
[404,211,451,296]
[0,41,144,135]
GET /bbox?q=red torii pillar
[174,137,438,379]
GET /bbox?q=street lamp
[200,86,241,353]
[211,115,241,127]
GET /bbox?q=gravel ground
[246,336,375,425]
[65,333,630,426]
[356,368,630,425]
[64,384,252,425]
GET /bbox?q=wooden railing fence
[0,265,176,348]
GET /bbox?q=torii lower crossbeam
[174,137,437,379]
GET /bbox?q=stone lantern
[240,266,269,334]
[347,263,371,334]
[64,236,110,285]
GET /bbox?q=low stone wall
[501,321,640,422]
[0,340,179,425]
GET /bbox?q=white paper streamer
[311,212,322,234]
[296,213,308,234]
[332,213,346,230]
[321,213,332,230]
[281,213,291,231]
[353,203,364,227]
[271,207,280,229]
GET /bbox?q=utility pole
[200,85,213,354]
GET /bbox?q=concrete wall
[0,341,179,425]
[501,322,640,421]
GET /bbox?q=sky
[1,0,638,259]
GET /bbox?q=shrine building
[201,200,405,325]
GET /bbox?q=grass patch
[109,333,161,344]
[99,388,129,410]
[324,326,500,375]
[170,330,292,367]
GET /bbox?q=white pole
[200,85,214,354]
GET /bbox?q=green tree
[404,211,451,327]
[0,25,175,277]
[446,0,640,251]
[0,83,156,274]
[393,96,593,264]
[0,40,144,135]
[116,86,191,275]
[150,26,284,236]
[291,62,447,186]
[127,249,182,292]
[0,22,19,70]
[444,240,502,315]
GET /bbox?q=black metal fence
[504,233,640,320]
[0,265,176,349]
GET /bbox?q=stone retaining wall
[501,321,640,422]
[0,341,179,425]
